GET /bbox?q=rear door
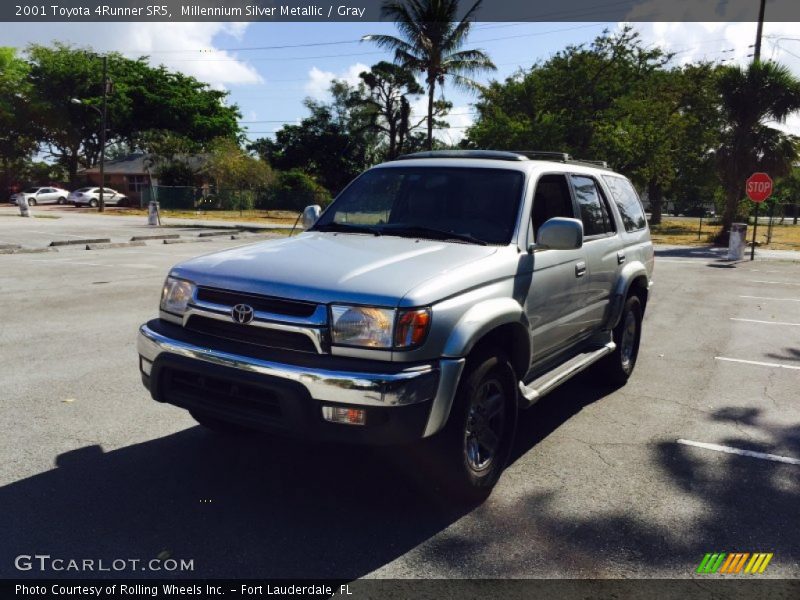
[526,173,588,362]
[569,174,624,333]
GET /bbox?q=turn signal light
[394,308,431,348]
[322,406,366,425]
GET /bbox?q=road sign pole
[751,202,759,261]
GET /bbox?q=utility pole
[99,55,107,212]
[753,0,766,63]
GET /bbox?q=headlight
[330,305,431,349]
[160,276,195,315]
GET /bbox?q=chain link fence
[140,185,331,217]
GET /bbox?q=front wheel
[57,197,66,205]
[88,199,98,208]
[601,295,643,385]
[431,350,518,501]
[28,198,36,206]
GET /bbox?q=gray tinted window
[603,176,647,232]
[571,175,613,236]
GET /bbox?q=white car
[10,186,70,205]
[69,187,129,207]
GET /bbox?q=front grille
[162,367,283,423]
[185,315,320,353]
[196,286,317,318]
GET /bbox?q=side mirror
[531,217,583,251]
[302,204,321,229]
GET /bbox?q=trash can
[17,195,31,218]
[147,201,160,226]
[727,222,747,260]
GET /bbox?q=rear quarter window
[602,176,647,232]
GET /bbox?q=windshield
[313,166,525,245]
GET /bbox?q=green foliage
[203,137,274,190]
[714,61,800,238]
[155,160,196,186]
[265,169,331,211]
[22,43,241,183]
[368,0,494,149]
[250,81,378,195]
[0,47,39,191]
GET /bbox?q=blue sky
[5,20,800,141]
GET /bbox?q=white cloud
[635,21,800,136]
[304,63,370,100]
[4,22,262,87]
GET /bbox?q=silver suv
[137,150,653,499]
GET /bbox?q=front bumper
[137,320,464,444]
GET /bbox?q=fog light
[322,406,366,425]
[140,357,153,376]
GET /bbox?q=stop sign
[746,172,773,203]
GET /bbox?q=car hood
[170,232,501,307]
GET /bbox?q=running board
[518,341,616,407]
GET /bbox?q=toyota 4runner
[137,150,654,499]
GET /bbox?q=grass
[92,207,300,224]
[650,218,800,250]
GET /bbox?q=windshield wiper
[381,224,488,245]
[314,222,382,236]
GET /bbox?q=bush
[263,170,331,211]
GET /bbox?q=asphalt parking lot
[0,229,798,579]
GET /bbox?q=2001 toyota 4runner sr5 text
[138,150,654,499]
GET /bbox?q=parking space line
[740,295,800,302]
[677,439,800,466]
[715,356,800,370]
[730,318,800,327]
[749,280,800,286]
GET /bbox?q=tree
[203,137,273,191]
[267,170,331,211]
[714,61,800,243]
[368,0,495,149]
[24,44,241,184]
[0,47,38,193]
[359,61,423,159]
[250,81,379,195]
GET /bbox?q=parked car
[10,186,70,205]
[137,150,654,500]
[69,187,129,207]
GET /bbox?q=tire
[189,410,253,435]
[431,349,518,502]
[57,197,66,205]
[601,295,643,386]
[28,198,36,206]
[88,199,97,208]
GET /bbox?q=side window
[531,174,575,240]
[603,175,647,232]
[571,175,614,237]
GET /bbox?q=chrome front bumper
[137,323,464,437]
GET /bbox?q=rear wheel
[57,197,66,205]
[431,350,518,501]
[190,410,253,434]
[88,199,98,208]
[28,198,36,206]
[601,295,643,385]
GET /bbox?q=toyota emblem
[231,304,255,324]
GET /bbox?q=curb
[86,241,147,250]
[130,234,180,241]
[50,238,111,247]
[163,238,213,244]
[0,246,58,254]
[198,231,239,237]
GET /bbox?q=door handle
[575,261,587,277]
[617,251,626,265]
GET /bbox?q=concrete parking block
[163,238,213,244]
[85,241,147,250]
[50,238,111,246]
[130,234,180,241]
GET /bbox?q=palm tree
[715,61,800,244]
[367,0,495,150]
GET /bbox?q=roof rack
[394,149,611,169]
[395,150,527,161]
